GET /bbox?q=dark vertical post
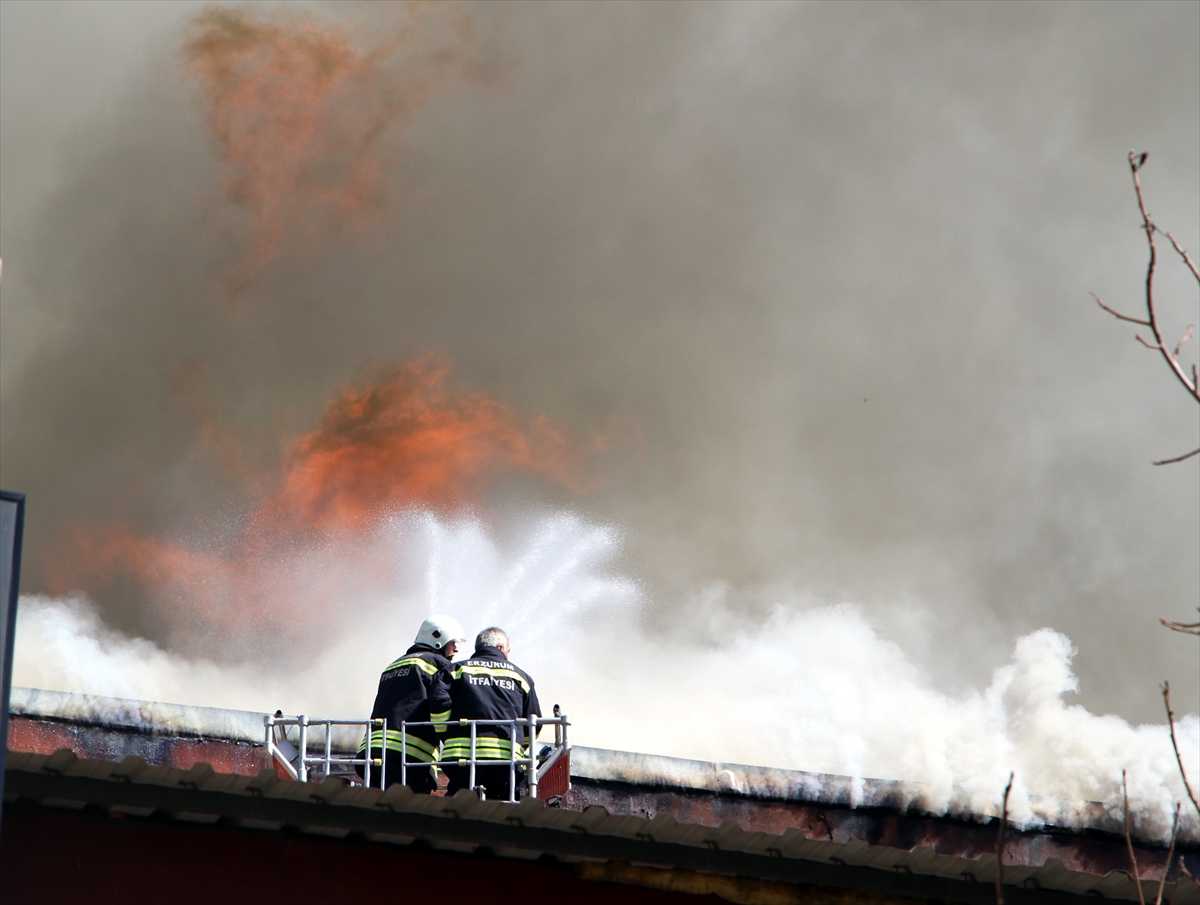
[0,490,27,838]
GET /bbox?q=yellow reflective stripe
[449,663,531,693]
[430,709,450,733]
[384,731,437,757]
[382,656,440,676]
[443,738,528,760]
[444,753,524,761]
[359,730,438,751]
[357,730,440,762]
[443,745,527,757]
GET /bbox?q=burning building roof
[6,686,1196,905]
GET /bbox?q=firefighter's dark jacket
[358,644,452,764]
[429,645,541,761]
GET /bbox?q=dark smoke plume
[1,1,1197,723]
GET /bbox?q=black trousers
[356,749,438,794]
[444,764,524,801]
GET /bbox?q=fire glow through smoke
[47,357,605,643]
[182,4,476,285]
[46,5,587,647]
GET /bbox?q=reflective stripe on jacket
[429,645,541,761]
[364,644,451,756]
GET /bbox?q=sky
[1,0,1197,741]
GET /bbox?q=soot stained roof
[4,748,1196,905]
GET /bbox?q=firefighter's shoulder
[417,649,452,669]
[381,653,442,679]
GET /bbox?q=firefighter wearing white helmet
[414,615,468,652]
[356,615,467,793]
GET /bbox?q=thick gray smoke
[1,0,1197,746]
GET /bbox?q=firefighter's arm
[429,666,452,734]
[526,684,543,742]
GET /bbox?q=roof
[569,748,1116,832]
[8,686,1197,904]
[5,748,1195,905]
[11,686,274,746]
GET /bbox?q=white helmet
[414,614,467,652]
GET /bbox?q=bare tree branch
[1163,682,1200,818]
[1128,152,1200,403]
[996,772,1014,905]
[1096,154,1200,464]
[1153,804,1181,905]
[1153,447,1200,466]
[1124,770,1147,905]
[1094,292,1151,326]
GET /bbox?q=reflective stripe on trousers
[357,729,439,763]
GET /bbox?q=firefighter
[356,614,467,793]
[430,626,541,801]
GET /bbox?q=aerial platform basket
[264,707,571,803]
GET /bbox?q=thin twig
[1153,447,1200,466]
[1094,292,1150,326]
[1159,615,1200,634]
[1128,152,1200,401]
[1153,804,1180,905]
[1181,861,1197,885]
[1173,325,1194,359]
[996,772,1014,905]
[1163,682,1200,817]
[1125,770,1147,905]
[1095,153,1200,464]
[1162,231,1200,284]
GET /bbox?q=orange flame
[47,358,604,638]
[182,4,474,286]
[260,356,594,534]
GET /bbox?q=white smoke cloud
[12,508,1198,842]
